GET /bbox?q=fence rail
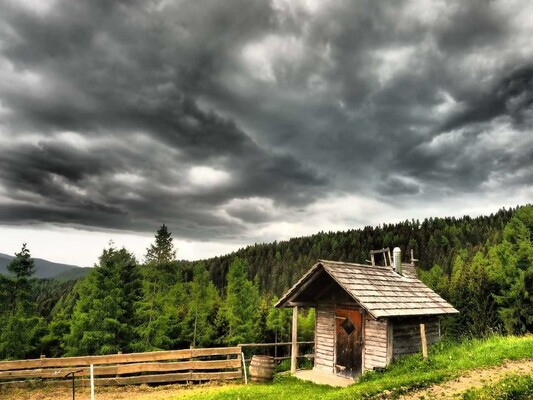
[0,347,242,391]
[0,342,316,391]
[239,341,314,362]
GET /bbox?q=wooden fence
[0,347,242,390]
[239,341,314,363]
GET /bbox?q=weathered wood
[315,350,334,360]
[314,305,335,372]
[239,341,313,348]
[0,371,242,390]
[393,324,439,334]
[0,359,242,381]
[386,321,393,364]
[0,345,244,391]
[392,319,440,359]
[364,316,388,371]
[291,306,298,374]
[0,347,241,372]
[420,324,428,359]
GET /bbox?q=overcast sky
[0,0,532,267]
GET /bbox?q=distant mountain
[0,253,90,280]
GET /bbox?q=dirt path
[400,359,533,400]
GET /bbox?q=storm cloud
[0,0,532,250]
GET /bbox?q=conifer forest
[0,205,531,361]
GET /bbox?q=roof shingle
[276,259,459,318]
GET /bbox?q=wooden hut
[276,248,458,379]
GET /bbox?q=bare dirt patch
[1,381,239,400]
[400,359,533,400]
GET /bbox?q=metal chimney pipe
[393,247,402,274]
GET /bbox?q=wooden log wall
[314,304,335,373]
[0,347,242,391]
[392,318,440,359]
[363,315,389,371]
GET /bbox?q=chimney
[393,247,402,274]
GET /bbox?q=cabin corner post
[291,306,298,373]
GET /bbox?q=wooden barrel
[249,355,275,382]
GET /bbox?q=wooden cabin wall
[364,315,390,371]
[314,304,335,373]
[392,317,440,359]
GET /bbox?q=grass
[180,335,533,400]
[461,374,533,400]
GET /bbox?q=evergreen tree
[8,243,35,312]
[64,246,141,355]
[0,244,41,360]
[223,258,260,345]
[266,295,291,344]
[183,263,219,347]
[145,224,177,265]
[489,207,533,333]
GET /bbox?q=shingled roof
[276,260,458,319]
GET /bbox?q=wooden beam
[291,306,298,374]
[420,324,428,359]
[287,301,315,307]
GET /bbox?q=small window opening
[341,317,355,336]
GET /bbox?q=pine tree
[223,258,260,345]
[64,246,141,355]
[489,206,533,333]
[145,224,177,265]
[183,263,219,347]
[8,243,35,312]
[0,244,41,360]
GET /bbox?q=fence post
[65,369,83,400]
[291,306,298,374]
[90,364,95,400]
[420,323,428,359]
[240,349,248,385]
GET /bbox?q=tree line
[0,205,531,360]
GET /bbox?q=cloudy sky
[0,0,532,267]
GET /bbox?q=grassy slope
[462,374,533,400]
[183,335,533,400]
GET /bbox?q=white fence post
[90,364,95,400]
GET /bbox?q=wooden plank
[365,355,386,366]
[366,339,387,347]
[0,371,242,389]
[365,334,387,342]
[0,358,242,381]
[366,328,387,337]
[191,347,241,358]
[365,339,387,348]
[315,351,334,360]
[239,342,313,348]
[0,347,241,372]
[364,350,387,358]
[393,326,439,335]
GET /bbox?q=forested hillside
[202,207,515,295]
[0,253,87,280]
[0,205,531,361]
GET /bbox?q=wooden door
[335,308,363,378]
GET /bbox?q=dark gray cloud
[0,0,531,243]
